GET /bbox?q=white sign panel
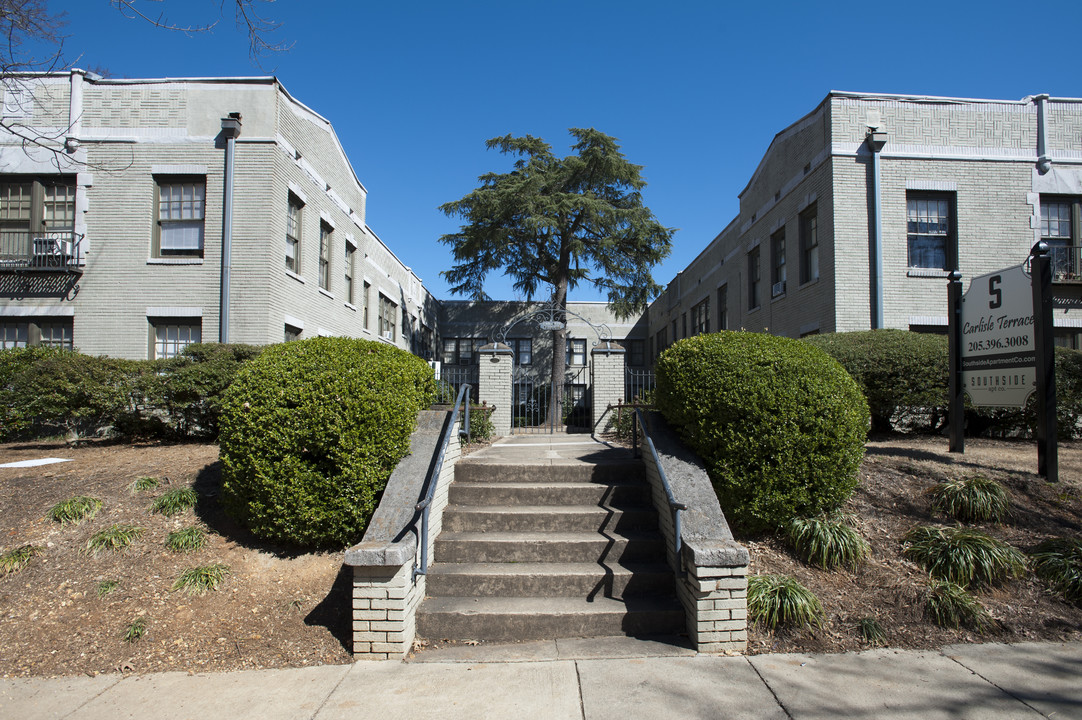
[960,264,1037,408]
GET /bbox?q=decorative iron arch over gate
[494,302,614,434]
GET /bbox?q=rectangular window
[511,338,532,366]
[318,222,332,291]
[286,194,302,272]
[155,178,205,257]
[362,281,371,329]
[671,319,678,342]
[771,227,786,296]
[799,204,818,284]
[420,325,434,360]
[655,327,668,355]
[441,338,458,365]
[691,298,710,335]
[626,339,645,366]
[717,285,728,331]
[566,338,587,366]
[748,246,761,309]
[378,295,396,341]
[344,245,354,304]
[1041,195,1081,280]
[0,177,76,259]
[151,319,201,359]
[906,192,956,270]
[284,324,301,342]
[0,318,71,349]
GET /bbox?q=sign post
[951,245,1058,482]
[948,271,964,453]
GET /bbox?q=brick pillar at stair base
[591,342,625,432]
[678,565,748,654]
[352,563,420,659]
[478,343,513,437]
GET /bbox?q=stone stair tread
[427,561,671,576]
[435,530,661,543]
[447,504,648,515]
[419,594,682,616]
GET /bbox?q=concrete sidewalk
[2,639,1080,720]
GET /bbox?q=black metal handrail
[632,408,687,574]
[414,383,472,581]
[0,229,84,271]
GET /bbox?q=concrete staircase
[416,436,684,643]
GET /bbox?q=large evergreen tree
[439,127,674,424]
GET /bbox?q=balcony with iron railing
[0,230,84,273]
[1049,244,1082,283]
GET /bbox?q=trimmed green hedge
[656,331,869,533]
[218,337,436,548]
[803,330,948,433]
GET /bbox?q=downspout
[866,129,887,329]
[1035,94,1051,175]
[219,113,243,343]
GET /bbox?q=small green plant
[924,579,993,631]
[786,515,869,570]
[86,524,144,554]
[902,526,1026,588]
[173,564,230,595]
[151,487,198,517]
[927,475,1009,523]
[48,496,102,525]
[122,617,146,643]
[857,617,886,646]
[97,579,120,598]
[1031,537,1082,604]
[165,526,207,553]
[129,476,160,494]
[747,574,824,630]
[1,544,42,574]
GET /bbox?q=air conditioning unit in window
[771,281,786,298]
[382,331,394,341]
[32,237,73,264]
[427,360,441,380]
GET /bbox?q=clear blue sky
[51,0,1082,302]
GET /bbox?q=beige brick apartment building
[647,91,1082,355]
[0,70,437,359]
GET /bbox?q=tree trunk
[548,276,568,429]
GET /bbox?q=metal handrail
[413,383,472,581]
[632,408,687,575]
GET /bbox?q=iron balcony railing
[0,230,84,272]
[1048,244,1082,283]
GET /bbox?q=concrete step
[416,595,685,643]
[442,505,658,533]
[454,462,645,485]
[448,481,650,507]
[424,561,675,598]
[434,531,667,564]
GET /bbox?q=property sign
[960,263,1037,407]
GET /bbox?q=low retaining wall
[637,412,750,653]
[344,410,461,659]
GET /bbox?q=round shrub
[803,329,948,434]
[218,337,436,548]
[656,331,869,533]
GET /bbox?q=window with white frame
[362,281,370,328]
[344,244,355,304]
[906,192,955,270]
[378,294,396,341]
[799,204,818,284]
[155,178,205,257]
[442,337,487,365]
[150,318,201,359]
[510,338,532,365]
[318,222,332,290]
[286,194,302,272]
[0,177,76,255]
[284,324,301,342]
[771,227,786,296]
[566,338,586,366]
[1041,195,1080,280]
[0,318,72,349]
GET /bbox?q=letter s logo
[989,275,1002,309]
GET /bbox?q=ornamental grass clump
[923,579,993,631]
[86,524,144,555]
[1,544,41,574]
[747,574,824,631]
[656,332,869,532]
[129,476,159,494]
[902,526,1025,589]
[927,475,1009,523]
[122,617,147,643]
[786,515,869,571]
[47,496,102,525]
[857,617,887,646]
[173,564,230,596]
[1030,537,1082,604]
[166,526,208,553]
[151,487,197,517]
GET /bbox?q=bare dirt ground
[0,435,1079,677]
[745,435,1082,655]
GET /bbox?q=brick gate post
[590,341,625,434]
[478,342,513,437]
